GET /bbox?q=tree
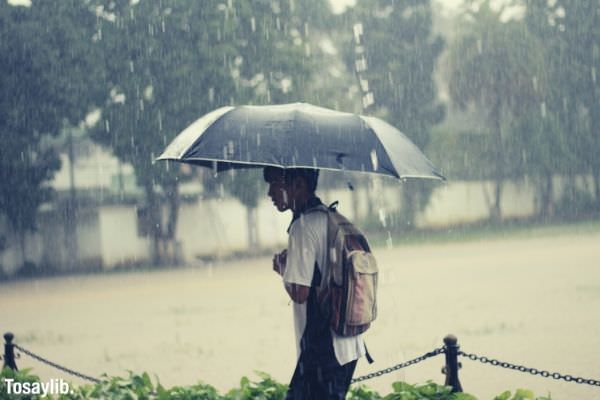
[525,0,600,209]
[90,0,237,264]
[343,0,446,228]
[449,0,545,221]
[0,1,102,269]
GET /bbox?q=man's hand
[273,249,287,276]
[285,283,310,304]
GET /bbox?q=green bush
[1,368,552,400]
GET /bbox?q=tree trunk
[591,103,600,208]
[165,181,180,264]
[143,183,162,266]
[490,179,502,222]
[66,128,78,270]
[593,172,600,210]
[19,229,27,269]
[538,172,554,218]
[489,103,504,222]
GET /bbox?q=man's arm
[274,250,310,304]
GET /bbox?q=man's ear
[292,176,307,193]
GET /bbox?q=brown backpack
[310,202,378,337]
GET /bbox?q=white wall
[1,177,594,274]
[97,206,150,268]
[418,180,537,227]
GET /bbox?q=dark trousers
[286,262,357,399]
[285,352,357,400]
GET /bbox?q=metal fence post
[3,332,18,371]
[443,334,462,392]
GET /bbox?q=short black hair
[263,167,320,193]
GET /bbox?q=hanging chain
[351,347,445,383]
[13,344,101,384]
[9,340,600,388]
[460,351,600,387]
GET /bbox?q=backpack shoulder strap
[305,203,329,215]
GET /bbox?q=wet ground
[1,230,599,399]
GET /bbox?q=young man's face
[267,173,292,212]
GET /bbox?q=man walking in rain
[264,166,366,400]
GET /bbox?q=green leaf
[514,389,535,399]
[493,391,512,400]
[392,381,415,393]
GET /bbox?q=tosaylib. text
[3,378,71,396]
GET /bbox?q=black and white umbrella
[157,102,444,181]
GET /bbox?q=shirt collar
[287,196,323,233]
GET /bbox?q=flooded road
[1,231,599,399]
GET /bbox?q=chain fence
[12,343,101,384]
[351,347,445,383]
[4,333,600,392]
[459,351,600,388]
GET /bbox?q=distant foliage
[343,0,446,227]
[448,0,546,221]
[0,1,101,268]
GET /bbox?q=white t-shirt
[282,210,365,366]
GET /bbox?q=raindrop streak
[378,209,387,228]
[540,101,546,118]
[386,232,393,249]
[353,23,363,44]
[282,190,288,205]
[359,78,369,92]
[370,149,378,171]
[356,58,367,73]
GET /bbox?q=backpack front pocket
[345,251,378,326]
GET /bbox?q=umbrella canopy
[157,103,445,181]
